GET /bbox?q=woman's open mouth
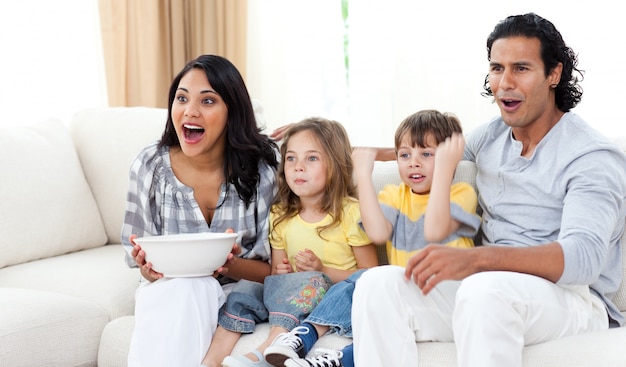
[183,123,205,142]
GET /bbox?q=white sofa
[0,107,624,367]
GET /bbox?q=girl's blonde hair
[271,117,357,239]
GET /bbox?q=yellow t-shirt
[270,198,371,271]
[378,182,480,267]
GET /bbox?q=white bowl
[134,232,238,277]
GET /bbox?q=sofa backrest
[0,118,107,268]
[70,107,167,244]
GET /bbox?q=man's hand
[404,245,476,294]
[270,123,294,141]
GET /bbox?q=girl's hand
[215,228,240,276]
[130,234,163,282]
[274,257,292,274]
[294,249,323,272]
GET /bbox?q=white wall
[247,0,626,146]
[2,0,623,144]
[0,0,107,127]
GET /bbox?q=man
[351,13,626,367]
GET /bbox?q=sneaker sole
[264,352,290,367]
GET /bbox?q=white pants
[128,276,226,367]
[352,266,608,367]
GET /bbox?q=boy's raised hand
[351,147,378,180]
[435,133,465,173]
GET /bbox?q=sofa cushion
[98,316,135,367]
[97,312,626,367]
[97,317,354,367]
[0,287,109,367]
[70,107,167,244]
[0,245,138,319]
[0,118,107,269]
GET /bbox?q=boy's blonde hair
[271,117,357,238]
[394,109,463,150]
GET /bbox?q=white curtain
[248,0,626,146]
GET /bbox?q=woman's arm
[221,257,271,283]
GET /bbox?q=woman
[121,54,279,367]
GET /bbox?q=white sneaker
[284,349,343,367]
[264,326,309,366]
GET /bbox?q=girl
[122,55,278,367]
[218,117,378,367]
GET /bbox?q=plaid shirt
[121,141,277,270]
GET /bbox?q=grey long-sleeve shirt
[464,112,626,326]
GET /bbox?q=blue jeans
[304,269,367,337]
[219,271,332,333]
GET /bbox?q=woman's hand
[130,234,163,282]
[215,228,240,276]
[294,248,323,272]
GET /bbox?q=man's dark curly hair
[159,55,278,207]
[482,13,584,112]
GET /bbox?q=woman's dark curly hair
[158,55,278,207]
[482,13,584,112]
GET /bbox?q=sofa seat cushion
[0,287,109,367]
[0,245,138,319]
[97,316,354,367]
[97,316,626,367]
[0,118,107,269]
[98,316,135,367]
[236,323,626,366]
